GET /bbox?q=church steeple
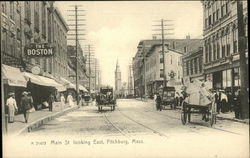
[115,59,121,93]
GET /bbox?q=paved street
[6,99,246,157]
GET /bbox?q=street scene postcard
[1,1,249,158]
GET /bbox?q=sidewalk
[7,102,79,136]
[135,98,249,124]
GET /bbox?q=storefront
[206,67,241,93]
[2,64,27,112]
[23,72,65,110]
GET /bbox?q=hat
[8,92,14,96]
[22,91,28,95]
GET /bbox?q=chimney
[186,34,190,39]
[152,36,157,40]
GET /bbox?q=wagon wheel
[181,102,187,125]
[208,102,216,127]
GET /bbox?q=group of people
[213,89,242,119]
[6,91,34,123]
[5,91,78,124]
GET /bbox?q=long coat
[20,96,32,112]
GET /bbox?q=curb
[16,106,79,136]
[216,116,249,124]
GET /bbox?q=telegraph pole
[237,1,249,119]
[84,45,95,93]
[67,5,86,105]
[152,19,174,88]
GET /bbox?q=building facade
[132,38,203,97]
[202,0,248,91]
[1,1,70,110]
[181,46,204,83]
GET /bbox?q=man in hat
[20,91,32,123]
[48,93,54,111]
[6,92,18,123]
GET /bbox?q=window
[213,43,216,60]
[222,45,225,57]
[208,15,212,25]
[216,9,219,20]
[205,18,208,28]
[10,2,14,20]
[199,57,202,73]
[213,12,216,23]
[227,43,230,56]
[217,42,220,59]
[205,45,208,63]
[208,43,212,62]
[172,41,175,49]
[186,61,189,75]
[184,46,187,53]
[2,2,6,14]
[170,55,172,65]
[42,2,46,37]
[34,2,40,32]
[160,58,163,63]
[190,60,193,75]
[194,58,198,74]
[160,69,164,78]
[17,28,21,40]
[9,36,14,56]
[221,5,224,17]
[234,68,240,86]
[233,29,238,53]
[25,2,31,22]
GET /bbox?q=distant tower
[115,59,121,94]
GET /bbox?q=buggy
[160,86,176,110]
[96,87,116,112]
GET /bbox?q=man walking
[156,93,162,111]
[48,93,54,112]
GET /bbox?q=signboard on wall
[24,43,54,57]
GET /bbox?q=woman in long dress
[67,93,74,107]
[6,92,18,123]
[60,93,65,110]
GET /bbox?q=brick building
[201,0,248,91]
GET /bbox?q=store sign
[25,43,54,57]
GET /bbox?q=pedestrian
[220,90,228,113]
[175,92,180,108]
[20,91,32,123]
[227,91,233,112]
[48,93,54,111]
[67,93,74,107]
[6,92,18,123]
[234,90,241,119]
[156,93,162,111]
[60,93,65,111]
[27,92,34,110]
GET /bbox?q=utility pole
[237,1,249,119]
[84,45,95,93]
[67,5,86,105]
[152,19,174,88]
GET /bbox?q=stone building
[201,0,248,91]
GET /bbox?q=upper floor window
[208,15,212,25]
[2,2,6,14]
[10,2,14,20]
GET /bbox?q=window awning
[2,64,27,87]
[23,72,66,91]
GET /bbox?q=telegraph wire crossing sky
[55,1,203,87]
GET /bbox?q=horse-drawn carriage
[160,86,176,110]
[96,87,116,112]
[181,81,216,127]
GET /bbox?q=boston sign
[25,43,55,57]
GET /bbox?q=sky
[55,1,203,88]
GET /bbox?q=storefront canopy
[23,72,66,91]
[2,64,27,87]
